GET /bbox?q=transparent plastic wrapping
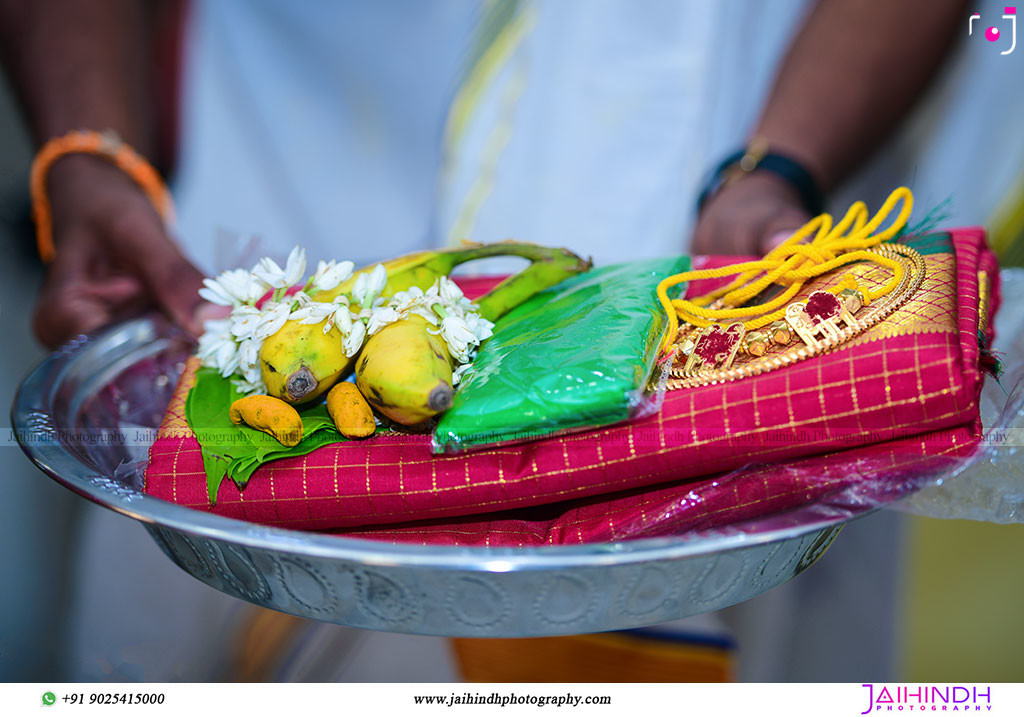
[432,257,689,454]
[895,268,1024,524]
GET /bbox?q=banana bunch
[258,242,591,426]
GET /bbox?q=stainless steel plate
[15,269,1022,636]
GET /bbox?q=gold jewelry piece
[682,322,746,374]
[667,243,925,390]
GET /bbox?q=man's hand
[690,172,811,256]
[33,156,205,348]
[692,0,966,257]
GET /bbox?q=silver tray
[14,269,1022,637]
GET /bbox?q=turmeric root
[326,382,376,439]
[229,395,304,446]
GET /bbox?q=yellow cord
[659,186,914,353]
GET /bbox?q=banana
[355,315,454,426]
[260,321,353,404]
[355,244,592,425]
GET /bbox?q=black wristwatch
[697,138,824,216]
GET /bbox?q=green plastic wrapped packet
[432,256,690,454]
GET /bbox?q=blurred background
[2,0,1024,682]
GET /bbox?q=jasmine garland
[196,246,493,395]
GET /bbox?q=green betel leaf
[229,428,349,488]
[184,368,363,505]
[185,368,242,503]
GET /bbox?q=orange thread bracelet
[29,129,175,263]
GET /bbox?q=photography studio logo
[860,684,993,713]
[970,7,1017,55]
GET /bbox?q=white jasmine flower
[197,317,232,346]
[235,340,266,394]
[352,264,388,306]
[406,304,439,326]
[197,319,231,358]
[197,318,239,376]
[356,297,385,322]
[351,273,370,306]
[254,302,291,340]
[252,258,286,289]
[282,246,307,287]
[237,338,259,372]
[326,300,354,335]
[229,305,262,339]
[291,301,334,325]
[232,376,266,396]
[198,277,235,307]
[253,245,307,289]
[219,353,242,378]
[199,268,266,306]
[366,306,401,336]
[311,259,354,292]
[391,286,424,304]
[463,313,494,343]
[439,315,477,363]
[436,276,465,305]
[289,290,312,307]
[342,320,366,357]
[200,334,240,378]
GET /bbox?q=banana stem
[321,241,591,319]
[464,243,592,322]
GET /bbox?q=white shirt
[172,0,811,273]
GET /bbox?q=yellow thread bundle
[658,187,915,353]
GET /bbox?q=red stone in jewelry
[694,323,744,364]
[804,291,842,324]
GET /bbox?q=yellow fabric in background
[453,633,733,682]
[990,172,1024,266]
[901,517,1024,681]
